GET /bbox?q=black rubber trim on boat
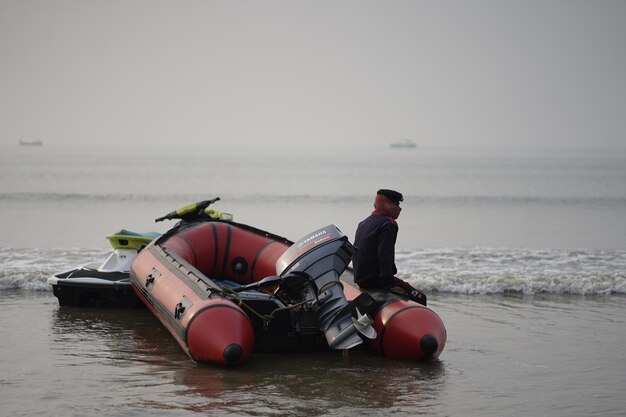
[227,220,293,246]
[184,302,253,362]
[249,240,278,284]
[221,224,232,278]
[210,223,219,277]
[176,234,198,267]
[222,343,243,365]
[420,334,439,357]
[154,218,294,250]
[378,305,422,358]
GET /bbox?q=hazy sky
[1,0,625,149]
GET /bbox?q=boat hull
[131,245,255,365]
[131,219,446,364]
[342,276,446,361]
[370,300,446,360]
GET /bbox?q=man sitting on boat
[353,189,427,306]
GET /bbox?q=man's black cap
[377,189,403,205]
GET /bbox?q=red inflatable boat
[130,201,446,365]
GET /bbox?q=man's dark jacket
[353,214,398,286]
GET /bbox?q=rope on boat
[215,277,345,329]
[216,286,311,329]
[316,279,344,297]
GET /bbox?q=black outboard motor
[275,225,373,350]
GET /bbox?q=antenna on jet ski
[155,197,221,222]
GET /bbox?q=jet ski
[48,230,159,308]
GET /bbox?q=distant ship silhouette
[19,139,43,146]
[390,139,416,149]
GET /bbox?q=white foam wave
[0,247,107,291]
[397,248,626,295]
[2,247,625,295]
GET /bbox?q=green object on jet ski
[154,197,232,222]
[204,209,234,221]
[106,230,160,250]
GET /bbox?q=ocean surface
[1,144,625,416]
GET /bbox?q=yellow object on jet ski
[106,230,159,250]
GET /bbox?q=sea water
[1,144,625,416]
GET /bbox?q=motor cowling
[275,225,369,350]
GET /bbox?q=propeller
[352,308,377,339]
